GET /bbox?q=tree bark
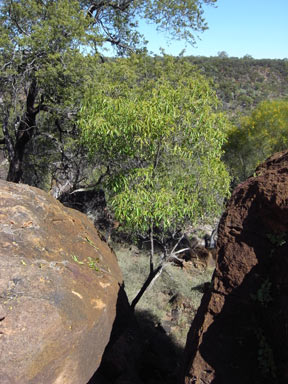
[6,78,42,183]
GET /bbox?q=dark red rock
[0,180,122,384]
[182,151,288,384]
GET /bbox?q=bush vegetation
[224,99,288,182]
[1,0,288,323]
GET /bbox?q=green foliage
[251,279,273,308]
[83,236,99,250]
[0,0,218,186]
[186,56,288,115]
[266,232,287,247]
[0,0,104,185]
[71,254,100,271]
[133,0,217,45]
[223,100,288,182]
[87,257,100,271]
[72,254,85,265]
[78,55,231,235]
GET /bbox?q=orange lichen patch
[54,360,79,384]
[1,242,12,248]
[99,282,111,289]
[21,221,33,228]
[90,298,106,310]
[0,214,7,221]
[26,236,44,249]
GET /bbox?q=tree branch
[171,234,185,255]
[69,165,111,194]
[149,222,154,273]
[104,37,134,52]
[9,3,28,36]
[88,0,132,17]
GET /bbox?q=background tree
[78,55,231,307]
[0,0,98,184]
[0,0,217,186]
[223,99,288,182]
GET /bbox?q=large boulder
[182,151,288,384]
[0,180,122,384]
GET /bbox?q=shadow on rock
[185,259,286,384]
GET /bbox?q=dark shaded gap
[88,285,184,384]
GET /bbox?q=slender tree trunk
[149,223,154,272]
[130,223,165,310]
[6,112,36,182]
[130,264,163,310]
[6,78,42,183]
[130,232,190,310]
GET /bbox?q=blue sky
[139,0,288,59]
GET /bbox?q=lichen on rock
[0,180,122,384]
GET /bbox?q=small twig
[171,234,185,255]
[172,247,190,255]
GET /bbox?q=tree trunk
[6,78,40,183]
[6,113,36,182]
[130,264,163,310]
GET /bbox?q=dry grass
[112,242,214,348]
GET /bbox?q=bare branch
[70,165,111,193]
[173,247,190,255]
[171,234,185,255]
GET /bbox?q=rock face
[0,180,122,384]
[182,151,288,384]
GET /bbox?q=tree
[0,0,217,185]
[0,0,98,184]
[78,55,231,307]
[217,51,229,58]
[224,99,288,182]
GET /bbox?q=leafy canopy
[0,0,218,186]
[0,0,217,57]
[78,55,231,234]
[224,99,288,182]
